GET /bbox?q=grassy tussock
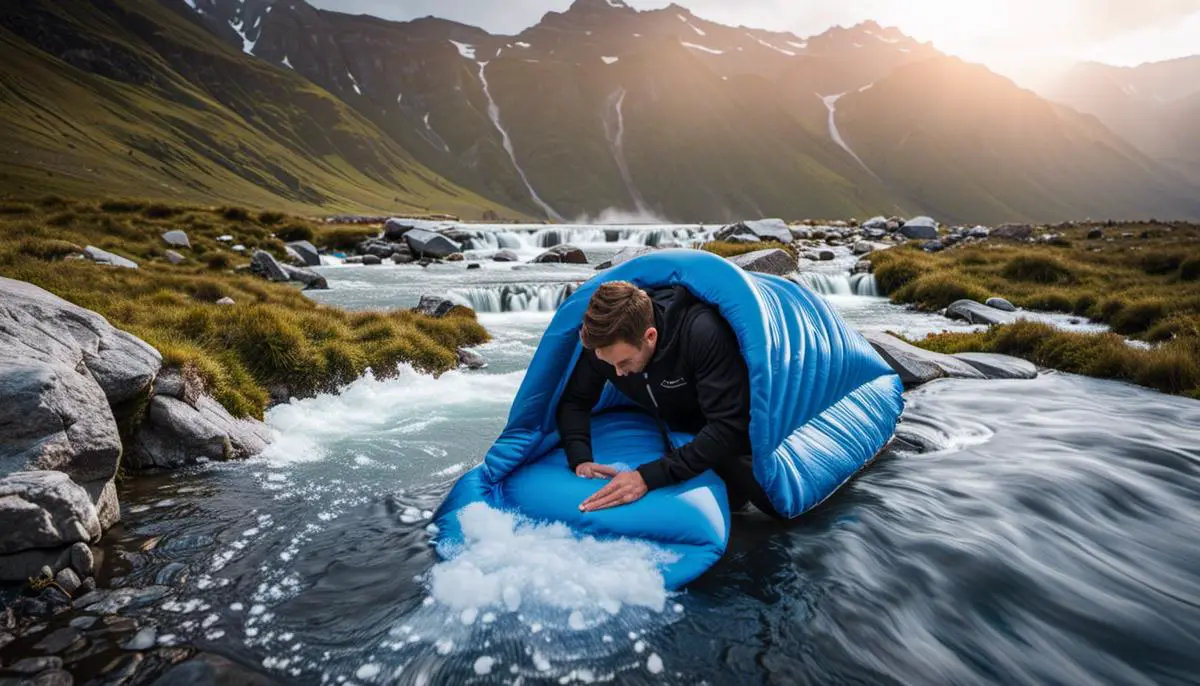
[701,240,799,259]
[0,200,486,419]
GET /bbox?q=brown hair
[580,281,654,350]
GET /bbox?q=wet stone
[121,627,156,651]
[98,616,138,634]
[0,632,12,650]
[70,591,106,609]
[99,653,142,684]
[4,657,63,674]
[62,636,112,666]
[54,569,81,596]
[68,616,97,630]
[31,670,72,686]
[34,627,81,653]
[153,563,188,587]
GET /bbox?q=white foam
[356,663,381,680]
[474,656,496,675]
[429,504,674,617]
[647,653,663,674]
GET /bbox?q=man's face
[594,328,658,376]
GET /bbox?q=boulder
[405,228,462,258]
[441,227,478,245]
[385,217,446,242]
[716,219,792,244]
[216,297,236,306]
[532,244,587,264]
[852,241,874,255]
[164,250,186,265]
[128,395,273,470]
[864,228,887,240]
[922,240,945,253]
[993,223,1034,240]
[457,348,488,370]
[952,353,1038,380]
[853,259,873,274]
[391,252,413,265]
[280,264,329,290]
[412,295,458,318]
[900,217,938,240]
[985,297,1017,312]
[250,251,289,282]
[946,299,1017,326]
[286,241,321,267]
[467,263,482,270]
[862,331,986,387]
[493,249,520,263]
[817,250,835,261]
[1086,228,1104,240]
[84,246,138,269]
[728,249,796,276]
[968,226,991,239]
[862,216,888,229]
[0,471,100,561]
[161,231,190,249]
[357,238,395,259]
[362,255,382,266]
[724,233,762,244]
[596,246,657,270]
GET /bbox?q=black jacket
[555,286,752,490]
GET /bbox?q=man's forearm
[557,401,595,469]
[636,418,748,490]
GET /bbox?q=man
[556,281,782,518]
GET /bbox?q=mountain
[1045,56,1200,182]
[0,0,519,217]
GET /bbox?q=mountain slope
[0,0,520,218]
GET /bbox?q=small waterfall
[448,284,576,313]
[463,227,714,251]
[477,62,564,222]
[818,92,877,178]
[604,88,651,215]
[796,272,879,297]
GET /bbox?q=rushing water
[77,230,1200,684]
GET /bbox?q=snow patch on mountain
[450,40,476,59]
[602,56,619,65]
[748,34,795,57]
[683,42,723,55]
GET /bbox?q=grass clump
[1000,254,1076,284]
[0,200,488,419]
[99,199,145,213]
[1180,257,1200,282]
[0,202,36,215]
[275,223,315,243]
[317,225,379,252]
[893,272,990,311]
[701,240,798,260]
[258,211,286,226]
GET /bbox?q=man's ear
[645,327,658,346]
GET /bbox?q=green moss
[1109,299,1168,336]
[317,226,379,251]
[1000,255,1076,284]
[893,271,990,310]
[701,240,799,260]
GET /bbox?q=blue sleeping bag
[433,249,904,588]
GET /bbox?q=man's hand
[580,471,648,512]
[576,463,619,479]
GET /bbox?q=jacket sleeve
[555,350,609,471]
[637,311,751,490]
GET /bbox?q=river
[98,225,1200,685]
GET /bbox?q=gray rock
[33,670,75,686]
[343,256,364,265]
[0,472,100,557]
[282,245,304,266]
[728,249,796,276]
[405,228,461,258]
[71,591,107,609]
[285,241,321,267]
[900,217,939,240]
[216,297,235,306]
[249,251,289,282]
[716,219,792,244]
[361,255,382,266]
[724,233,762,244]
[862,331,986,387]
[852,241,874,255]
[84,586,168,615]
[853,259,873,274]
[952,353,1038,380]
[161,231,190,249]
[153,368,201,406]
[466,263,481,270]
[985,297,1017,312]
[68,616,97,630]
[412,296,457,318]
[595,245,658,271]
[922,240,945,253]
[945,299,1017,326]
[5,657,64,674]
[457,348,487,370]
[100,653,143,684]
[280,265,328,290]
[121,626,157,651]
[1086,228,1104,240]
[817,250,835,261]
[968,226,991,239]
[69,542,95,578]
[83,246,138,269]
[34,626,82,653]
[356,239,395,259]
[493,250,520,263]
[532,245,587,264]
[385,217,447,242]
[151,653,280,686]
[128,395,272,470]
[992,223,1034,240]
[164,250,186,265]
[54,568,81,595]
[862,216,888,230]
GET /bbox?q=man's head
[580,281,657,376]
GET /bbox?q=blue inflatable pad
[433,249,904,588]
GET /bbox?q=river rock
[84,246,138,269]
[853,259,873,274]
[716,219,792,244]
[412,295,458,318]
[985,297,1017,312]
[818,250,835,261]
[32,670,74,686]
[0,472,101,555]
[492,249,520,262]
[151,653,280,686]
[122,626,158,651]
[280,265,328,290]
[54,567,81,595]
[532,245,587,264]
[862,216,888,230]
[35,626,82,653]
[946,299,1017,326]
[164,250,186,265]
[952,352,1038,380]
[362,255,382,266]
[1086,228,1104,240]
[405,228,461,258]
[852,241,874,255]
[5,657,64,674]
[900,217,939,240]
[128,396,272,470]
[467,263,481,270]
[596,246,657,270]
[250,251,289,282]
[728,249,796,276]
[445,253,465,262]
[286,241,321,267]
[458,348,487,370]
[385,217,446,242]
[969,226,991,239]
[161,231,190,249]
[356,238,395,259]
[862,331,987,387]
[69,542,95,577]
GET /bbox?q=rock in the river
[492,249,520,263]
[384,217,446,242]
[716,218,792,244]
[362,254,382,266]
[862,216,888,230]
[286,241,321,267]
[356,238,395,259]
[34,626,82,653]
[900,217,939,240]
[853,259,873,274]
[728,249,796,276]
[862,331,986,387]
[69,542,94,577]
[445,252,465,262]
[952,352,1038,380]
[280,264,328,290]
[161,231,190,249]
[412,295,458,318]
[985,297,1017,312]
[5,657,64,674]
[467,263,481,270]
[164,250,186,265]
[946,299,1017,326]
[0,472,101,580]
[853,241,874,255]
[151,653,280,686]
[596,246,657,270]
[817,250,835,261]
[122,626,158,651]
[250,251,289,282]
[84,246,138,269]
[54,567,81,595]
[35,670,77,686]
[532,244,587,264]
[128,396,272,470]
[405,228,461,258]
[458,348,488,370]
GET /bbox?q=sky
[309,0,1200,87]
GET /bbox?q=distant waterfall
[462,226,713,251]
[477,61,564,222]
[604,88,651,215]
[796,272,879,297]
[448,284,576,313]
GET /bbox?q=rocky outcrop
[280,264,329,290]
[945,299,1017,326]
[716,218,792,244]
[899,217,938,240]
[0,472,101,555]
[952,353,1038,380]
[728,249,796,276]
[862,331,986,387]
[405,228,461,258]
[128,396,273,470]
[532,244,588,264]
[84,246,138,269]
[250,250,289,282]
[286,240,321,267]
